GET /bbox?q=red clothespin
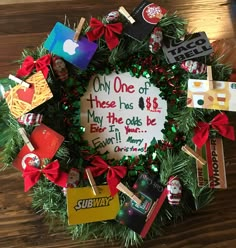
[118,6,135,24]
[73,17,86,42]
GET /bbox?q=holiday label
[13,124,64,171]
[80,71,167,159]
[196,137,227,189]
[187,79,236,111]
[67,185,120,225]
[5,71,53,118]
[44,22,98,70]
[116,173,167,238]
[124,0,166,41]
[162,32,213,63]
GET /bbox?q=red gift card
[13,124,64,171]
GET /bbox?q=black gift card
[116,173,167,237]
[162,32,213,63]
[124,0,167,42]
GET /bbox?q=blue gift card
[44,22,98,70]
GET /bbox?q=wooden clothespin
[207,65,214,90]
[182,145,206,165]
[18,127,35,152]
[118,6,135,24]
[116,182,142,205]
[73,17,86,42]
[8,74,30,88]
[85,168,99,195]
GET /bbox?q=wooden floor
[0,0,236,247]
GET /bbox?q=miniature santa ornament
[167,176,182,205]
[52,56,68,81]
[62,168,80,196]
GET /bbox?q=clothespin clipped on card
[116,182,142,205]
[73,17,86,42]
[182,145,206,165]
[85,168,99,195]
[118,6,135,24]
[18,127,35,152]
[207,66,214,90]
[9,74,30,88]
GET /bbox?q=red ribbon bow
[23,160,68,192]
[86,17,123,50]
[192,112,235,148]
[85,156,127,196]
[16,54,51,79]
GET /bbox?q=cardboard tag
[5,71,53,119]
[44,22,98,70]
[116,173,167,237]
[187,79,236,111]
[124,1,166,41]
[80,71,167,160]
[196,137,227,189]
[162,32,213,63]
[13,124,64,171]
[67,185,120,225]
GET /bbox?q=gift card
[162,32,213,63]
[124,1,166,41]
[196,137,227,189]
[67,185,120,225]
[116,173,167,238]
[44,22,98,70]
[187,79,236,111]
[13,124,64,171]
[5,71,53,119]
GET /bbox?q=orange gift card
[67,185,120,225]
[5,71,53,118]
[13,124,64,171]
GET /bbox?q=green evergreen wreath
[0,8,232,248]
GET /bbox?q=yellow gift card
[67,185,120,225]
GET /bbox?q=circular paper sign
[80,72,167,159]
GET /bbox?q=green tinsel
[0,9,232,248]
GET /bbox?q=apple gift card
[44,22,98,70]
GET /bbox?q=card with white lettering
[124,1,167,41]
[116,173,167,237]
[187,79,236,111]
[80,71,167,160]
[196,137,227,189]
[162,32,213,63]
[44,22,98,70]
[67,185,120,225]
[13,124,64,172]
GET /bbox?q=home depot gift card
[5,71,53,119]
[67,185,120,225]
[44,22,98,69]
[13,124,64,171]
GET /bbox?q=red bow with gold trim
[192,113,235,148]
[23,160,68,192]
[16,54,51,78]
[86,18,123,50]
[85,156,127,196]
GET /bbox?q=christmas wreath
[0,1,235,247]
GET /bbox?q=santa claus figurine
[167,176,182,205]
[52,56,68,81]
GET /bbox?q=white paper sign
[80,71,167,159]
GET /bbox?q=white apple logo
[63,39,79,55]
